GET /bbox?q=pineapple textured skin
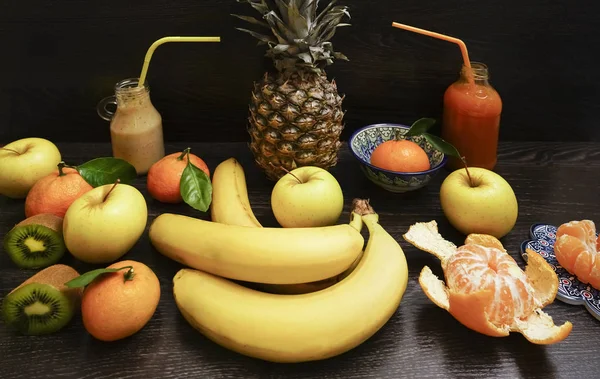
[248,71,344,180]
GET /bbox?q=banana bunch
[172,198,409,363]
[148,158,410,362]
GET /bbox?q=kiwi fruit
[3,213,66,269]
[1,264,82,335]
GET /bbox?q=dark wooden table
[1,141,599,379]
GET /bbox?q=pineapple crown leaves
[232,0,350,74]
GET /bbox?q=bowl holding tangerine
[349,123,447,193]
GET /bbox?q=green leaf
[65,266,134,288]
[423,133,462,158]
[76,157,137,187]
[405,118,437,137]
[235,28,278,45]
[180,158,213,212]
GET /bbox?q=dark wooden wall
[1,0,599,143]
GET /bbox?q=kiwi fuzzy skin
[1,264,82,335]
[2,283,74,335]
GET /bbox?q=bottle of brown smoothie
[97,78,165,175]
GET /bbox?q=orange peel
[404,220,572,344]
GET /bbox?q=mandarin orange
[147,149,210,203]
[445,244,537,328]
[403,220,572,344]
[554,219,600,289]
[370,139,430,172]
[81,260,160,342]
[24,164,93,218]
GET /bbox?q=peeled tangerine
[554,219,600,290]
[403,221,572,344]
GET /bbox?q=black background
[1,0,599,144]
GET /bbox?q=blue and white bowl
[349,123,448,193]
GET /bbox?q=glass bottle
[97,78,165,175]
[441,62,503,171]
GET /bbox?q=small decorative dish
[520,223,600,321]
[348,123,448,193]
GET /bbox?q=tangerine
[147,148,210,203]
[370,139,431,172]
[404,220,572,344]
[81,260,161,342]
[24,163,93,218]
[444,244,537,328]
[554,219,600,289]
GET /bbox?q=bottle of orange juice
[441,62,502,171]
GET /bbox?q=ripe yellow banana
[172,199,409,363]
[210,157,262,227]
[149,212,364,284]
[209,157,359,293]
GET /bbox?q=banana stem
[352,198,375,216]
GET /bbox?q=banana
[210,157,262,227]
[172,199,409,363]
[149,212,364,284]
[209,157,358,294]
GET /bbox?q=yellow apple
[271,166,344,228]
[440,167,518,239]
[0,137,61,198]
[63,182,148,264]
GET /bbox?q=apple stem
[270,163,302,184]
[123,267,135,282]
[57,161,67,177]
[103,179,121,202]
[0,147,20,155]
[177,147,191,161]
[460,156,475,187]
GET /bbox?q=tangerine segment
[444,245,538,328]
[555,220,600,290]
[557,220,596,249]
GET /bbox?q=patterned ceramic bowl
[349,123,448,193]
[520,223,600,321]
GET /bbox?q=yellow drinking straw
[138,36,221,87]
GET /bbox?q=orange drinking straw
[391,22,471,69]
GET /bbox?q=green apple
[271,166,344,228]
[0,137,61,198]
[440,167,518,239]
[63,182,148,264]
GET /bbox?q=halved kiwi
[1,264,82,335]
[3,213,66,269]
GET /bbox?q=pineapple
[233,0,351,180]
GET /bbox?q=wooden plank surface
[1,141,599,379]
